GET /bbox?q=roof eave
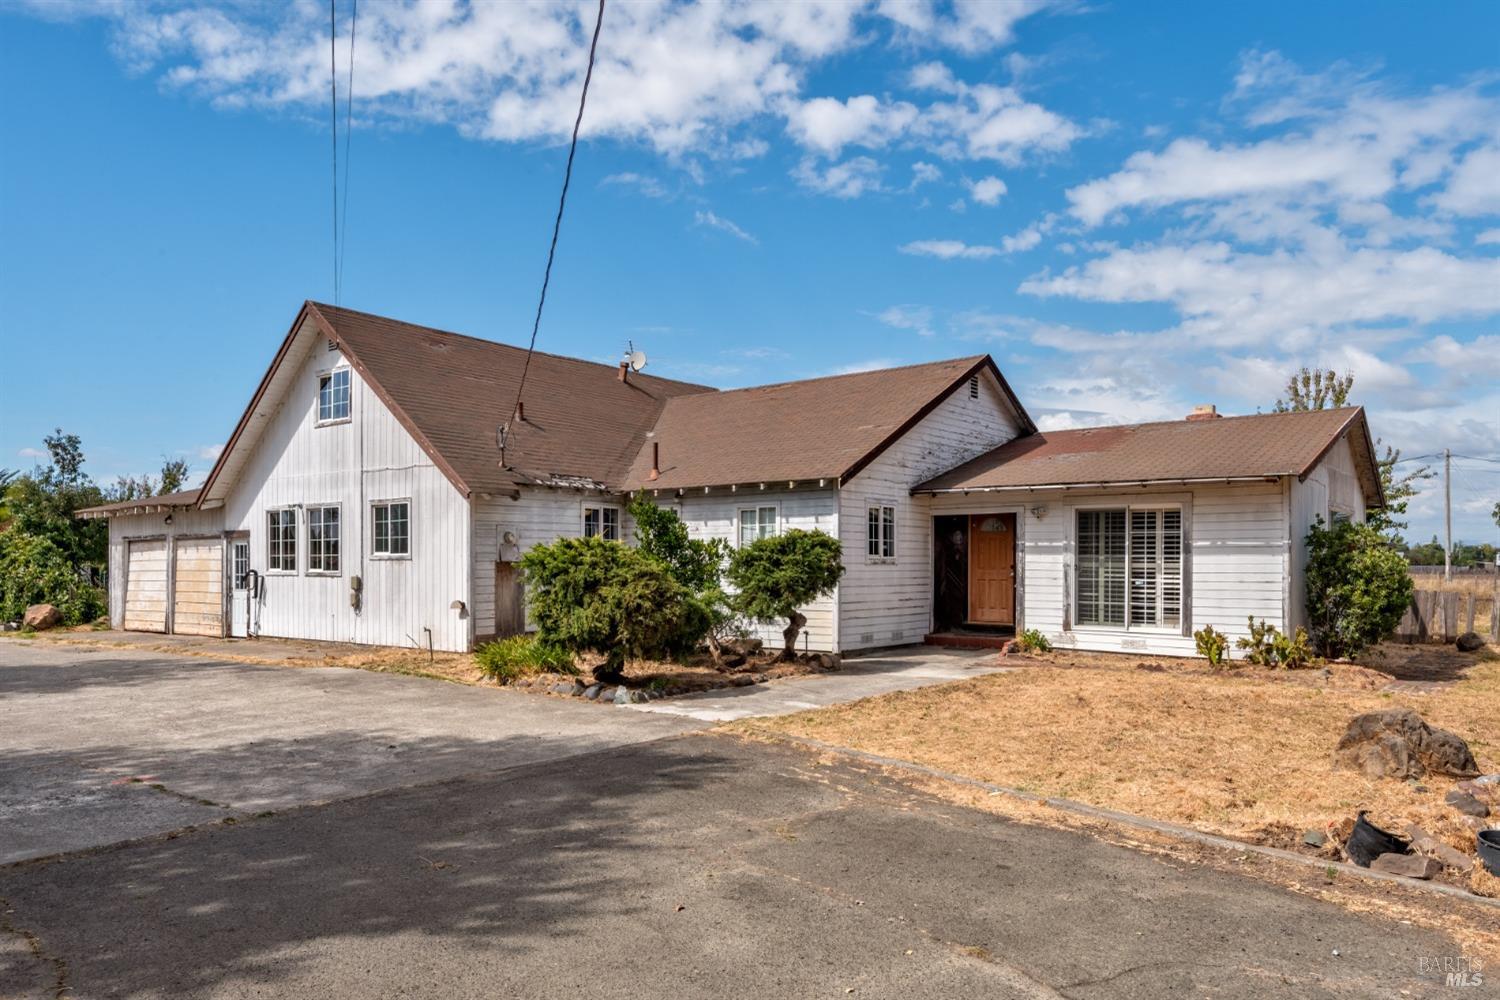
[913,475,1286,496]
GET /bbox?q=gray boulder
[1456,632,1485,653]
[583,684,602,701]
[1446,789,1490,818]
[613,686,632,705]
[1332,708,1479,780]
[1369,852,1441,879]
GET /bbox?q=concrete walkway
[630,646,1007,721]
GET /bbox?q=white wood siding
[470,489,637,641]
[107,507,225,630]
[122,538,169,633]
[1288,433,1369,629]
[217,344,472,651]
[171,538,223,636]
[838,370,1023,651]
[980,481,1289,657]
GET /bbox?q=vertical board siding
[838,371,1023,651]
[218,345,472,651]
[1004,481,1289,657]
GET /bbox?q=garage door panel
[123,540,168,633]
[172,539,223,637]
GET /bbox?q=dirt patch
[507,650,826,698]
[740,641,1500,894]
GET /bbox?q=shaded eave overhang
[913,475,1286,496]
[193,301,475,511]
[76,497,202,520]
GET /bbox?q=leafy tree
[726,529,844,661]
[627,491,729,592]
[1274,367,1353,413]
[1304,518,1413,659]
[1494,500,1500,530]
[5,429,108,573]
[519,536,705,683]
[0,532,105,625]
[108,456,192,502]
[159,458,189,495]
[0,468,15,530]
[1271,369,1431,534]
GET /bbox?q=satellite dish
[628,350,648,372]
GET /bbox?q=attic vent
[969,375,979,399]
[326,338,337,352]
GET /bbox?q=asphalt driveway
[0,641,700,863]
[1,735,1470,1000]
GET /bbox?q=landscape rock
[583,684,601,700]
[1369,852,1442,879]
[22,604,61,630]
[613,686,632,705]
[1331,708,1480,780]
[1455,775,1500,809]
[732,675,756,687]
[1404,826,1474,872]
[1455,632,1485,653]
[718,653,747,669]
[597,686,617,703]
[725,637,763,657]
[1,621,19,632]
[1301,830,1327,848]
[1446,789,1491,818]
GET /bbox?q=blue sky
[1,0,1497,544]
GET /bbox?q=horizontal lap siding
[673,488,838,652]
[109,509,225,630]
[122,539,169,632]
[221,345,471,652]
[839,372,1023,652]
[171,539,223,636]
[1021,482,1288,657]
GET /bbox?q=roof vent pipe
[1186,404,1221,421]
[618,360,629,383]
[648,442,660,481]
[516,400,525,422]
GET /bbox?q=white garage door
[123,539,168,633]
[172,538,224,637]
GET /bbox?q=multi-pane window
[867,504,896,560]
[1076,507,1182,629]
[267,509,297,572]
[307,505,341,573]
[318,368,350,422]
[231,541,250,588]
[738,506,777,547]
[583,505,620,540]
[372,501,410,556]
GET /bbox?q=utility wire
[330,0,339,304]
[506,0,606,443]
[338,0,356,299]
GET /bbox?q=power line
[506,0,606,448]
[338,0,356,299]
[329,0,339,304]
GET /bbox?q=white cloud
[1423,333,1500,372]
[784,94,917,157]
[879,0,1054,55]
[196,443,224,462]
[792,156,885,198]
[1002,225,1042,253]
[909,161,941,188]
[1430,145,1500,217]
[874,304,935,337]
[967,175,1007,206]
[16,447,46,459]
[601,172,669,199]
[692,209,758,244]
[1477,228,1500,246]
[909,62,1083,164]
[830,357,902,375]
[899,239,1000,260]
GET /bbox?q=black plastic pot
[1345,811,1409,867]
[1478,830,1500,877]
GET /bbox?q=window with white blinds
[1077,507,1182,629]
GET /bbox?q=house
[78,301,1383,658]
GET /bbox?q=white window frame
[738,503,779,548]
[1073,503,1184,633]
[306,504,343,576]
[581,502,622,541]
[866,503,897,563]
[231,540,251,589]
[266,508,297,574]
[371,499,412,559]
[316,367,352,425]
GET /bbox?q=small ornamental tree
[1304,518,1413,659]
[726,529,844,660]
[627,491,729,593]
[518,536,704,682]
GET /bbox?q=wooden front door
[495,562,526,638]
[967,513,1015,625]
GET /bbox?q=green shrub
[1017,628,1052,653]
[0,531,105,625]
[1304,518,1413,659]
[475,635,576,683]
[1193,625,1229,667]
[726,529,844,661]
[627,491,729,592]
[1235,617,1319,669]
[519,535,705,681]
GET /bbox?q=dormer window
[318,368,350,423]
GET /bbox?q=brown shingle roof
[309,303,716,494]
[620,356,1028,491]
[77,489,202,519]
[914,407,1383,503]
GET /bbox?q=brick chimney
[618,360,630,383]
[1186,404,1221,421]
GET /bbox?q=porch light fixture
[164,513,174,526]
[1029,505,1047,520]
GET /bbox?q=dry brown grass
[743,642,1500,859]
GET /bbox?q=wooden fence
[1394,582,1499,643]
